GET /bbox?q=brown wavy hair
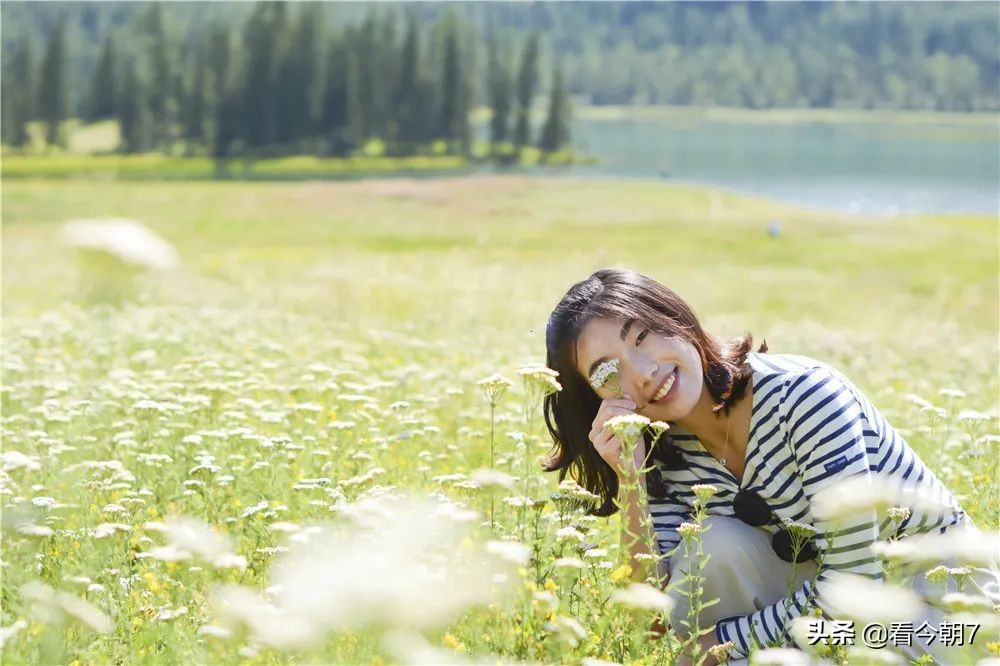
[542,268,767,516]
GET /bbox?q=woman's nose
[625,353,658,394]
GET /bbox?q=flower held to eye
[589,359,622,393]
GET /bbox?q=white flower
[940,592,992,612]
[143,516,240,566]
[886,506,911,522]
[516,364,562,396]
[62,218,180,270]
[938,388,966,399]
[544,614,588,647]
[210,496,513,650]
[845,646,904,664]
[21,581,112,633]
[821,571,924,624]
[469,469,516,490]
[92,523,132,539]
[677,522,701,538]
[611,583,673,612]
[2,451,41,472]
[957,410,991,423]
[750,647,813,666]
[197,624,232,639]
[870,526,1000,566]
[0,620,28,648]
[486,540,531,566]
[554,557,584,570]
[555,526,585,543]
[477,373,513,404]
[381,629,475,665]
[557,478,600,501]
[589,359,621,390]
[152,605,189,622]
[691,484,718,500]
[604,413,650,441]
[811,474,950,521]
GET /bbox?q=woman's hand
[589,395,647,480]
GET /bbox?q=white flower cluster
[604,413,650,441]
[477,373,514,405]
[589,359,621,391]
[516,364,562,396]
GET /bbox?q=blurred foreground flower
[141,517,247,570]
[209,495,517,650]
[749,647,812,665]
[61,218,180,271]
[21,581,112,634]
[871,524,1000,566]
[821,571,925,624]
[611,582,673,613]
[811,474,951,521]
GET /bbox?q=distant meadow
[2,173,997,664]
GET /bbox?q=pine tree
[394,10,422,152]
[290,3,323,144]
[437,13,469,153]
[182,37,207,149]
[320,36,350,154]
[1,39,34,148]
[513,32,540,150]
[356,12,378,141]
[86,34,117,121]
[242,2,287,149]
[345,30,365,149]
[144,3,173,148]
[487,35,512,150]
[538,64,571,154]
[373,12,399,142]
[118,59,150,153]
[206,22,232,154]
[37,19,70,148]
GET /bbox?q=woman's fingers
[593,397,638,430]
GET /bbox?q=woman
[541,267,995,664]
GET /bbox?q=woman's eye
[636,329,649,346]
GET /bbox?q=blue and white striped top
[648,351,970,658]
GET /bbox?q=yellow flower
[544,578,559,592]
[442,633,461,649]
[143,571,163,594]
[610,564,632,583]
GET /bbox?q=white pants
[665,516,999,664]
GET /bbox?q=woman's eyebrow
[586,319,634,378]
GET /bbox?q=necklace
[719,413,732,466]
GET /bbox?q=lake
[565,114,999,216]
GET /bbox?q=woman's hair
[541,267,767,516]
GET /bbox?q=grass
[1,176,997,664]
[2,120,591,181]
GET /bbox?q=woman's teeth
[653,371,676,401]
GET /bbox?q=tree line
[1,3,572,161]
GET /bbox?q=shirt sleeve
[714,365,883,658]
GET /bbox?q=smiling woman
[541,267,999,665]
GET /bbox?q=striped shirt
[648,351,970,658]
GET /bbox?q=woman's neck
[674,380,753,456]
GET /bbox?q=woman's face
[574,317,704,422]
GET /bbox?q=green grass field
[1,176,997,664]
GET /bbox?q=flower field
[2,176,997,664]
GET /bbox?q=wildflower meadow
[2,176,998,665]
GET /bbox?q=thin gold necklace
[719,413,732,466]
